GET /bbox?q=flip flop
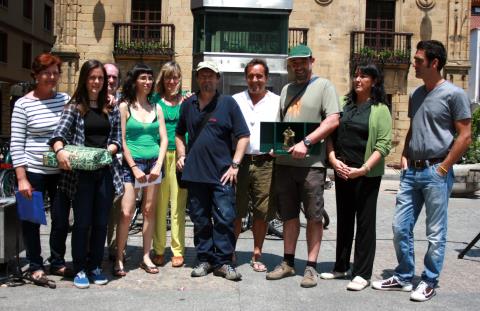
[250,259,267,272]
[140,262,159,274]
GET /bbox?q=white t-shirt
[233,90,280,155]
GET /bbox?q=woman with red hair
[10,53,71,286]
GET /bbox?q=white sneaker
[346,276,370,291]
[410,281,436,302]
[319,271,348,280]
[372,276,413,291]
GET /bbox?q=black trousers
[333,172,382,280]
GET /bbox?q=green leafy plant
[462,107,480,164]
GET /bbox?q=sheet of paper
[134,173,163,189]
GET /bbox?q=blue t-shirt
[176,92,250,184]
[407,81,471,160]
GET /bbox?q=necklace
[161,95,181,121]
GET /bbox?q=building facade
[4,0,470,163]
[0,0,56,136]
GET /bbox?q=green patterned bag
[43,145,112,170]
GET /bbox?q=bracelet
[130,164,137,169]
[362,163,371,172]
[439,165,448,174]
[55,147,64,155]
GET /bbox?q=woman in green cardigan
[321,63,392,291]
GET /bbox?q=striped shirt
[10,92,70,174]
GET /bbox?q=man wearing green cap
[266,45,341,288]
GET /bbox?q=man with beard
[175,61,250,281]
[266,45,340,288]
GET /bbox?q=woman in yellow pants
[151,61,188,267]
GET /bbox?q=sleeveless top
[125,104,160,159]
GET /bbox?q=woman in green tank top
[150,61,190,268]
[114,64,168,276]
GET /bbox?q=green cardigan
[340,97,392,177]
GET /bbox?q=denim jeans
[393,163,454,287]
[22,172,59,272]
[71,168,113,273]
[187,182,236,267]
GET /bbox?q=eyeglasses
[165,77,180,82]
[107,75,118,80]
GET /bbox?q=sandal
[140,262,159,274]
[50,266,75,278]
[250,259,267,272]
[171,256,184,268]
[112,266,127,277]
[25,270,56,289]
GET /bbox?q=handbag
[176,96,218,188]
[43,145,112,171]
[15,191,47,225]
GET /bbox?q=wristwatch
[231,160,240,169]
[303,137,312,149]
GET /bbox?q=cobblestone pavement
[1,179,479,310]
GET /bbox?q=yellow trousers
[153,150,187,256]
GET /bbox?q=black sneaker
[191,262,213,277]
[213,264,242,281]
[410,281,436,302]
[372,276,413,291]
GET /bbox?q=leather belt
[409,158,444,169]
[244,154,273,162]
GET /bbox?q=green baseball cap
[287,45,312,59]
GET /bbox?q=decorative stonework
[416,0,435,10]
[315,0,333,6]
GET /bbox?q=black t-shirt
[334,101,372,167]
[176,92,250,184]
[84,107,110,148]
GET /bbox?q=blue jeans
[71,168,113,273]
[393,163,454,287]
[22,172,59,272]
[187,182,236,267]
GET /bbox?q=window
[365,0,396,49]
[0,31,6,63]
[0,0,8,9]
[22,41,32,69]
[473,6,480,16]
[23,0,32,19]
[193,12,288,54]
[44,5,52,31]
[131,0,162,41]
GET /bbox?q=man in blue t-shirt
[175,61,250,281]
[372,40,472,301]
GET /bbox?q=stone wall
[52,0,472,164]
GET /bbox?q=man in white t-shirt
[232,59,280,272]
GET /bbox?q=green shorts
[235,155,276,222]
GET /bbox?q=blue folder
[15,191,47,225]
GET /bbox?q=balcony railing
[113,23,175,58]
[288,28,308,49]
[350,30,413,70]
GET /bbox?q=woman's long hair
[69,59,109,116]
[121,63,155,106]
[155,61,182,96]
[345,63,390,108]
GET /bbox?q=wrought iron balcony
[288,28,308,49]
[113,23,175,58]
[350,30,413,71]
